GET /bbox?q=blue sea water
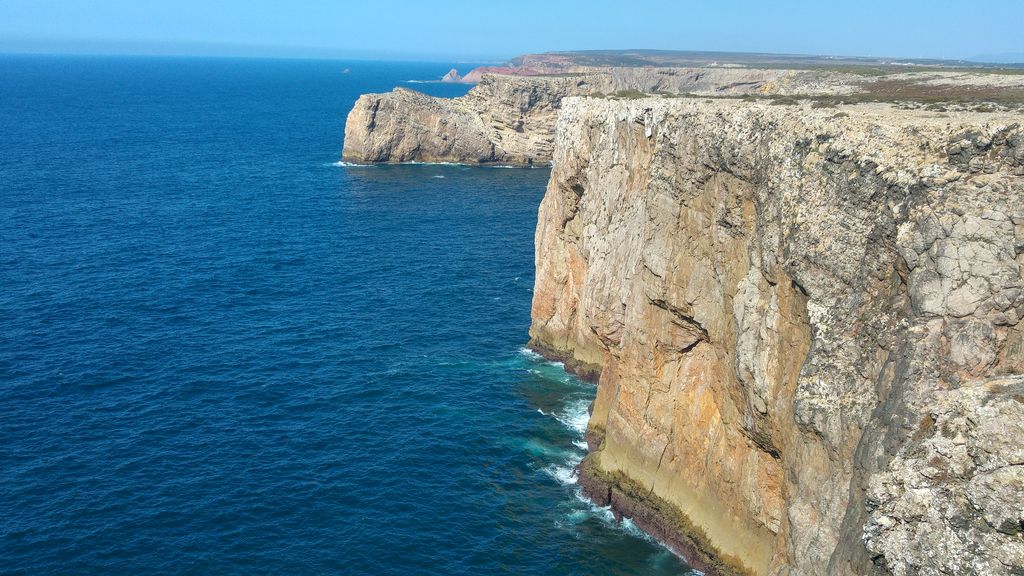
[0,55,693,575]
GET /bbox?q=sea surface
[0,55,693,575]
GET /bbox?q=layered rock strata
[528,97,1024,575]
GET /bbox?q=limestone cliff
[341,68,868,166]
[342,74,600,165]
[528,97,1024,575]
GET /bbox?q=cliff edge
[341,67,874,166]
[529,97,1024,575]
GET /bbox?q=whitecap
[565,509,590,524]
[554,398,591,435]
[572,488,616,524]
[330,161,376,167]
[544,463,579,486]
[518,347,543,360]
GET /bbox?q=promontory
[343,50,1024,575]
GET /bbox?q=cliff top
[447,51,1024,108]
[559,95,1023,179]
[510,49,1024,72]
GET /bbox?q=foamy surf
[566,488,657,541]
[555,398,590,435]
[518,347,543,360]
[543,463,580,486]
[329,161,376,167]
[517,342,692,571]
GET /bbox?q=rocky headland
[530,97,1023,575]
[343,54,1023,167]
[341,65,883,165]
[342,51,1024,575]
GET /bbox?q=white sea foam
[518,347,543,360]
[397,160,464,166]
[432,175,446,178]
[332,159,535,169]
[544,463,579,486]
[619,517,655,540]
[573,488,616,523]
[567,488,657,541]
[330,161,375,167]
[572,439,588,450]
[565,509,590,524]
[401,161,532,169]
[555,398,590,435]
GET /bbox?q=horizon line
[1,36,1022,67]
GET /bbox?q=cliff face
[341,68,865,166]
[529,97,1024,575]
[342,74,601,165]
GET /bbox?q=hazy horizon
[2,0,1023,64]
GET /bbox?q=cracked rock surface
[864,375,1024,576]
[528,97,1024,575]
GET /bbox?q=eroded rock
[529,97,1024,575]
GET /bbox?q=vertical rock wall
[529,97,1024,575]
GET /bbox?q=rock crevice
[529,97,1024,575]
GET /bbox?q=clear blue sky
[1,0,1022,62]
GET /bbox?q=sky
[1,0,1022,63]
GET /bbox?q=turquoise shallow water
[0,55,694,575]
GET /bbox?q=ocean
[0,55,693,575]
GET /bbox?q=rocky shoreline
[343,56,1024,575]
[577,458,753,576]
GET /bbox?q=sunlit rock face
[341,67,866,167]
[342,74,602,166]
[529,96,1024,575]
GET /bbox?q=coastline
[526,338,750,576]
[577,458,754,576]
[343,55,1024,574]
[334,160,549,169]
[525,340,601,384]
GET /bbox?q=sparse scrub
[770,97,799,106]
[612,89,647,99]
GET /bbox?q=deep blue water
[0,55,692,575]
